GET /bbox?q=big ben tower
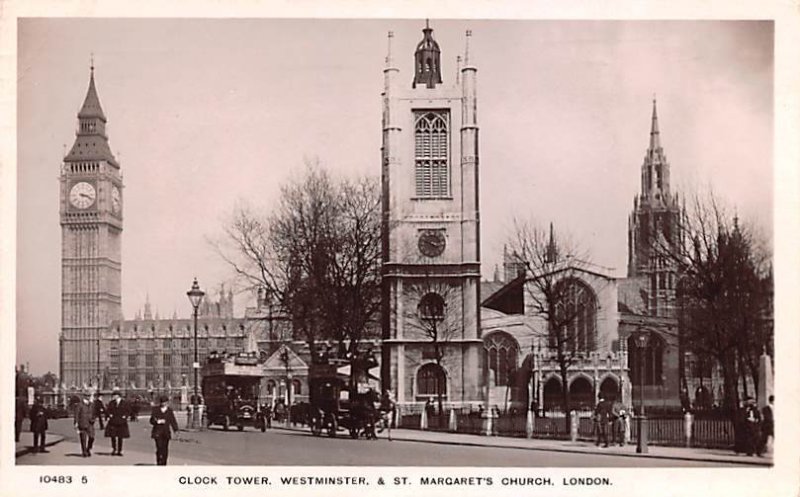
[380,24,483,406]
[59,65,123,389]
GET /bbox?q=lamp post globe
[186,278,205,429]
[632,330,651,454]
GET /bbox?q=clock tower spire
[60,64,124,389]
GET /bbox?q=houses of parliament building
[59,23,720,412]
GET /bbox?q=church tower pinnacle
[413,20,443,89]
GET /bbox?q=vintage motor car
[201,352,266,432]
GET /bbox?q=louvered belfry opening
[414,110,450,198]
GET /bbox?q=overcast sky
[16,19,773,374]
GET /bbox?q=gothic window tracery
[484,331,519,387]
[414,111,450,198]
[550,278,598,353]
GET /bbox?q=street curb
[271,425,771,467]
[15,434,65,458]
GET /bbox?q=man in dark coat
[93,394,106,430]
[105,389,131,456]
[593,395,612,448]
[15,397,28,443]
[150,395,180,466]
[73,394,96,457]
[29,397,49,452]
[743,397,763,456]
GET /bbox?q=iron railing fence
[399,410,736,449]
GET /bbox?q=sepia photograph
[2,3,799,497]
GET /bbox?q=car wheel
[310,417,322,437]
[327,414,337,438]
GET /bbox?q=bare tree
[654,191,773,419]
[507,220,597,430]
[214,163,382,386]
[401,272,463,424]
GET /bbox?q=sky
[15,19,773,374]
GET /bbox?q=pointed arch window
[484,332,519,387]
[414,111,450,198]
[550,278,598,353]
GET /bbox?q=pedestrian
[93,394,106,430]
[15,397,28,443]
[593,394,611,448]
[264,403,272,428]
[73,393,96,457]
[105,388,131,456]
[742,397,762,456]
[761,395,774,454]
[150,395,180,466]
[130,400,140,422]
[425,398,436,419]
[29,396,49,453]
[611,399,627,446]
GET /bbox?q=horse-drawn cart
[307,359,379,439]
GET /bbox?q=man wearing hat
[29,396,49,453]
[105,388,131,456]
[150,395,179,466]
[73,393,96,457]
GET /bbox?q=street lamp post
[187,278,205,429]
[632,330,651,454]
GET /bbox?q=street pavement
[15,415,768,467]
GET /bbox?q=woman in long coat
[104,390,131,456]
[150,395,179,466]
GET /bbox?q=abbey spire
[640,98,670,201]
[627,99,682,316]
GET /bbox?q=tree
[402,272,463,425]
[655,192,772,420]
[507,220,599,430]
[215,162,382,385]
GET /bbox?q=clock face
[111,185,121,214]
[418,230,446,257]
[69,182,96,209]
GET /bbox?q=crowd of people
[16,388,181,465]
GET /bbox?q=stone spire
[143,293,152,320]
[545,222,558,263]
[649,97,661,152]
[413,19,443,89]
[640,97,670,201]
[65,63,118,167]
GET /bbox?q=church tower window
[414,111,450,198]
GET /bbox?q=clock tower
[381,24,483,407]
[59,65,123,389]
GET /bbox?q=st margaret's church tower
[381,23,483,407]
